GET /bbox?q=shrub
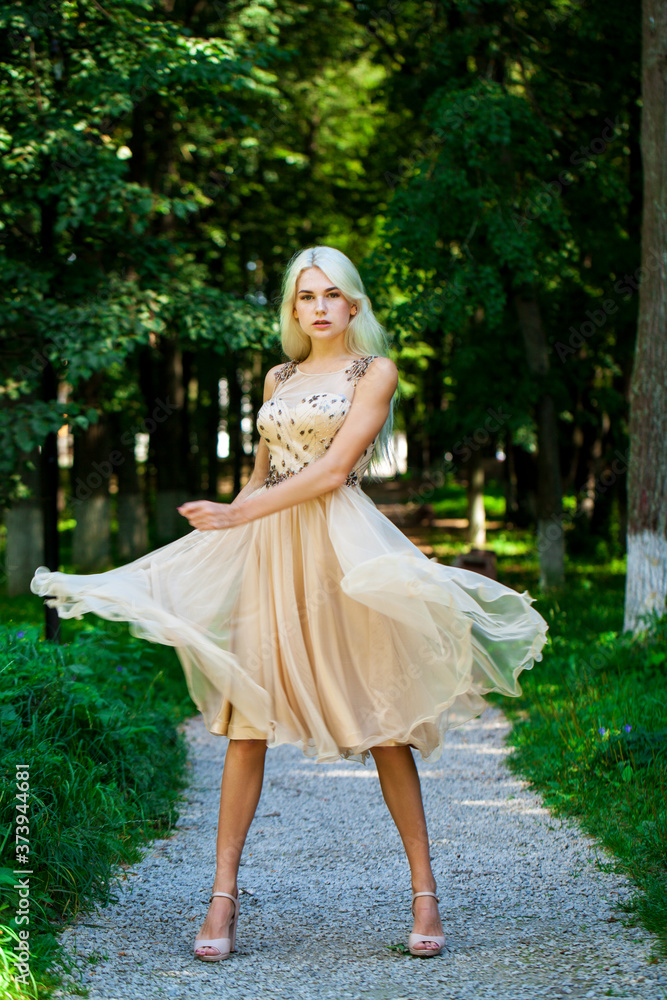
[0,621,193,999]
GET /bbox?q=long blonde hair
[278,245,397,473]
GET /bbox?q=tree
[623,0,667,632]
[358,0,641,587]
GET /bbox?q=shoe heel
[230,897,239,952]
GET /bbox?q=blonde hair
[278,245,397,473]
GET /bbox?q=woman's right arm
[228,364,282,507]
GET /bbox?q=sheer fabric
[31,358,549,764]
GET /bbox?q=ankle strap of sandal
[209,891,238,909]
[411,890,439,914]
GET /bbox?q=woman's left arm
[179,357,398,530]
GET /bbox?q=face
[292,266,357,344]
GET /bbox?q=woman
[31,245,549,962]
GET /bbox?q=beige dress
[31,355,549,764]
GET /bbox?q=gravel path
[51,707,666,1000]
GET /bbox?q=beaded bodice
[257,355,378,489]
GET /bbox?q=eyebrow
[297,286,339,294]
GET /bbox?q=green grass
[401,476,666,951]
[498,584,667,954]
[0,599,196,999]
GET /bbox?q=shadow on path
[52,708,665,1000]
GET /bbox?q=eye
[328,292,340,298]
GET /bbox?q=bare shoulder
[360,355,399,396]
[264,362,286,385]
[369,355,398,380]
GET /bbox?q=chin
[311,326,341,337]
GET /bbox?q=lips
[313,322,331,327]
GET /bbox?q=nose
[315,297,327,314]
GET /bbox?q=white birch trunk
[623,0,667,632]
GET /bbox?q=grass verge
[0,599,195,999]
[497,578,667,955]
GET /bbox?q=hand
[177,500,247,530]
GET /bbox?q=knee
[228,738,267,756]
[370,745,399,765]
[369,744,415,768]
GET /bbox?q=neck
[303,333,355,365]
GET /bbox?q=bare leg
[195,738,267,957]
[370,745,444,950]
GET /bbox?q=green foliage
[360,0,638,482]
[0,0,288,504]
[0,0,401,509]
[0,617,194,998]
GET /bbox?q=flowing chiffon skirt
[31,481,549,764]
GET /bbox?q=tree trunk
[404,405,427,480]
[71,376,111,571]
[424,348,445,471]
[197,347,221,498]
[226,354,243,497]
[249,350,265,459]
[617,459,628,555]
[504,426,519,524]
[624,0,667,632]
[467,449,486,547]
[38,168,61,639]
[182,348,198,492]
[112,415,148,562]
[515,287,564,588]
[5,449,43,595]
[508,441,537,528]
[147,339,191,543]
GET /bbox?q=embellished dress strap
[273,359,299,388]
[344,355,378,386]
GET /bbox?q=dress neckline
[295,355,369,376]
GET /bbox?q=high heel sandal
[193,891,239,962]
[408,891,446,958]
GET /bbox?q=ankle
[213,863,239,886]
[411,876,437,896]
